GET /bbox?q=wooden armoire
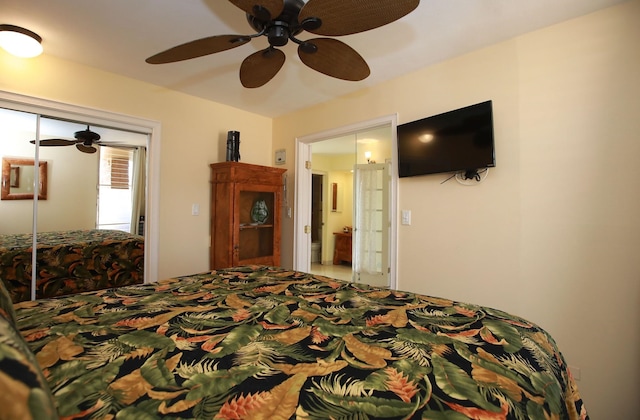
[209,161,286,269]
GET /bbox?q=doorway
[311,173,324,263]
[294,114,398,289]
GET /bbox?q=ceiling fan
[30,126,105,154]
[145,0,420,88]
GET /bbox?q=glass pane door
[352,162,390,287]
[352,125,392,288]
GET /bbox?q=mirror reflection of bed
[0,108,148,301]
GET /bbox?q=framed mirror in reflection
[1,157,48,200]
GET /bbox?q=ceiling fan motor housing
[247,0,306,47]
[75,127,100,143]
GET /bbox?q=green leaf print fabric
[13,266,588,419]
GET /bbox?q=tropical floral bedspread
[14,266,588,419]
[0,229,143,303]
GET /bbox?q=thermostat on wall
[275,149,286,165]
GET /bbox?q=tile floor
[309,263,353,282]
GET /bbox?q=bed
[1,265,588,419]
[0,229,144,303]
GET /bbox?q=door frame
[0,90,161,284]
[294,114,398,289]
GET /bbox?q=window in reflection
[98,146,146,233]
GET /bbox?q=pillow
[0,279,18,328]
[0,312,58,419]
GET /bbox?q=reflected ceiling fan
[30,126,107,154]
[145,0,420,88]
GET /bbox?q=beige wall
[0,51,273,279]
[273,1,640,418]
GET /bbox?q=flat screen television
[397,100,495,178]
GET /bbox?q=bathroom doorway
[295,114,398,289]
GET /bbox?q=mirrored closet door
[0,107,147,301]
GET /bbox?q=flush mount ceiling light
[0,24,43,58]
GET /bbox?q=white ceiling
[2,0,627,118]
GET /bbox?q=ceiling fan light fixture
[267,25,289,47]
[0,24,43,58]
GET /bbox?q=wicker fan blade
[146,35,251,64]
[299,0,419,36]
[29,139,78,146]
[228,0,284,21]
[298,38,370,81]
[240,48,285,88]
[76,144,97,154]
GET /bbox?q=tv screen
[397,100,495,178]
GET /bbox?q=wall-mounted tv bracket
[441,168,490,185]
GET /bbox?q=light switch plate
[401,210,411,225]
